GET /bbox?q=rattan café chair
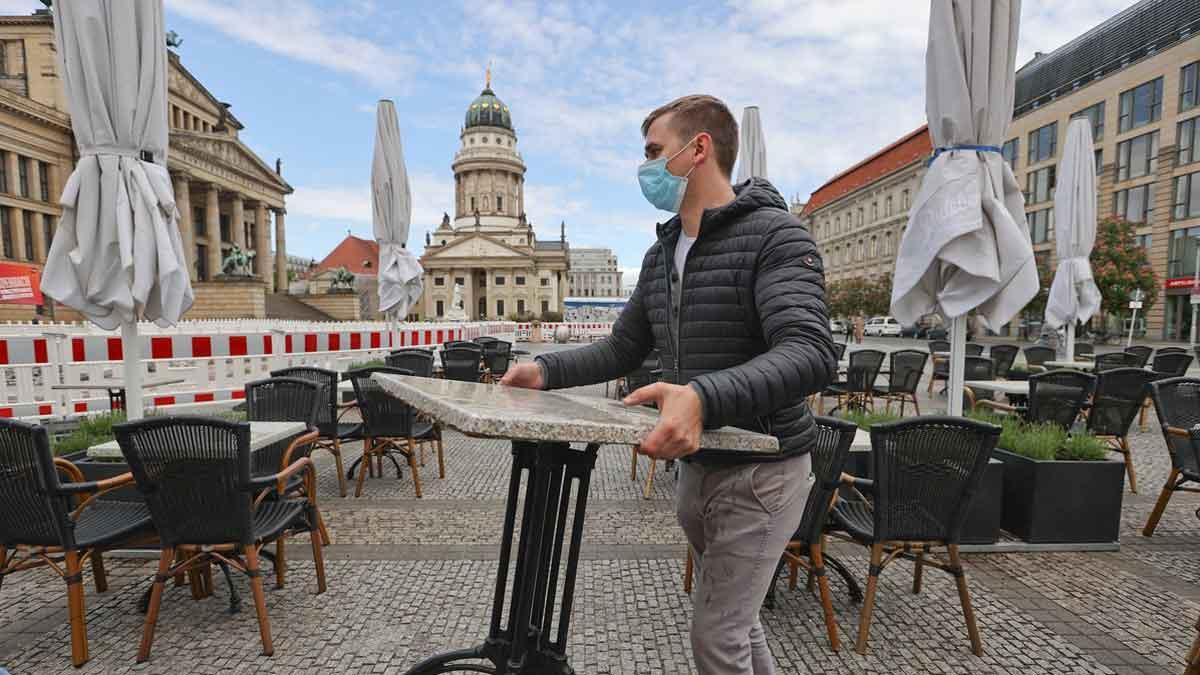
[270,366,356,498]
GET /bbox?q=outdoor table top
[51,376,188,391]
[86,420,307,460]
[1045,360,1094,370]
[965,379,1029,396]
[850,428,870,453]
[372,372,778,452]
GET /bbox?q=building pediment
[171,132,293,198]
[168,54,243,130]
[424,233,532,261]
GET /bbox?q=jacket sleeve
[687,216,837,428]
[534,265,654,390]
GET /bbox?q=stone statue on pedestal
[445,283,468,321]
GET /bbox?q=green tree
[1091,216,1158,321]
[1022,254,1055,320]
[826,274,892,318]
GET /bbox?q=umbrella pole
[947,315,967,417]
[1065,321,1075,362]
[121,320,144,420]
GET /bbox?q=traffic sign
[1129,301,1143,310]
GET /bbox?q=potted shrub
[982,414,1124,544]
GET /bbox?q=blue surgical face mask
[638,136,699,213]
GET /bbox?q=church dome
[465,87,512,131]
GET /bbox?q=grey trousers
[677,452,813,675]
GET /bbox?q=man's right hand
[499,362,544,389]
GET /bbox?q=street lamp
[1127,288,1145,349]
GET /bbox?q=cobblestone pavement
[2,341,1199,674]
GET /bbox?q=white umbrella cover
[372,100,423,327]
[736,106,767,183]
[42,0,193,419]
[890,0,1037,415]
[1044,118,1100,360]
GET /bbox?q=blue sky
[5,0,1134,283]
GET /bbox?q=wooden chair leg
[1142,469,1178,537]
[1139,399,1149,432]
[309,519,327,594]
[642,458,657,500]
[787,558,799,591]
[948,545,983,656]
[912,551,925,594]
[173,548,186,587]
[138,547,174,663]
[317,508,332,547]
[855,544,884,655]
[407,438,423,498]
[811,542,840,652]
[436,433,446,480]
[332,438,347,498]
[355,439,372,498]
[245,547,274,657]
[683,547,693,594]
[911,393,921,416]
[418,440,426,467]
[92,550,108,593]
[630,446,638,482]
[1120,437,1137,494]
[274,539,287,589]
[65,550,89,667]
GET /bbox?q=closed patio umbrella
[890,0,1037,415]
[736,106,767,183]
[1044,118,1100,361]
[372,99,423,343]
[41,0,193,420]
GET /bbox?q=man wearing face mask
[501,94,835,674]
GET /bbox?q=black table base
[405,440,599,675]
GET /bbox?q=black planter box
[62,451,142,502]
[994,448,1125,543]
[961,458,1003,545]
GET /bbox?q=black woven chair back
[846,349,885,393]
[1156,347,1187,355]
[1087,368,1158,438]
[888,350,927,395]
[386,350,435,377]
[1024,346,1055,366]
[1149,377,1200,477]
[485,340,512,378]
[391,347,433,356]
[963,356,994,381]
[1027,370,1095,429]
[1124,345,1153,368]
[473,336,499,345]
[989,344,1019,379]
[928,340,950,354]
[796,416,858,544]
[444,340,482,353]
[245,377,321,427]
[347,367,417,439]
[269,366,339,435]
[1075,342,1094,357]
[868,416,1000,544]
[0,419,70,548]
[964,343,984,357]
[1093,352,1131,373]
[115,417,254,547]
[443,346,483,382]
[833,342,847,361]
[1152,352,1194,377]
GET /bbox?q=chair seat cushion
[75,502,154,548]
[252,500,309,543]
[829,499,874,541]
[824,384,850,395]
[412,421,438,440]
[335,422,363,440]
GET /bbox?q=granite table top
[372,373,779,453]
[87,421,308,460]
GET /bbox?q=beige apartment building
[0,10,292,320]
[805,0,1200,339]
[568,248,622,298]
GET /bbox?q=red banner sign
[0,263,42,305]
[1164,277,1200,290]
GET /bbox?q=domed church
[417,72,569,321]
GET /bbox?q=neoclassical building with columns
[418,79,569,320]
[0,10,291,320]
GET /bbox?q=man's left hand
[623,382,703,460]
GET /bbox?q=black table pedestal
[405,440,599,675]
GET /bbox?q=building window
[0,150,6,193]
[434,276,445,286]
[1114,184,1155,223]
[478,298,486,317]
[1174,172,1200,221]
[219,214,230,242]
[470,196,476,212]
[17,157,28,198]
[1028,208,1054,244]
[1135,233,1152,251]
[1027,122,1056,164]
[0,42,6,76]
[22,211,32,260]
[497,195,503,213]
[43,214,52,251]
[540,277,549,286]
[436,300,444,317]
[1181,61,1199,114]
[901,189,910,210]
[496,299,504,316]
[885,196,893,217]
[1118,77,1163,133]
[515,275,525,285]
[541,300,549,313]
[857,208,864,226]
[517,299,525,315]
[193,206,205,237]
[454,276,464,286]
[196,244,208,279]
[1179,117,1200,168]
[483,195,489,211]
[1000,138,1018,170]
[1095,149,1103,174]
[0,208,9,258]
[1071,101,1105,142]
[1115,131,1159,181]
[495,275,505,285]
[1025,166,1056,204]
[37,161,49,201]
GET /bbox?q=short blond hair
[641,95,738,177]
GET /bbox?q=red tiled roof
[314,235,379,276]
[802,126,932,216]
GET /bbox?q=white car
[864,316,903,337]
[830,319,847,334]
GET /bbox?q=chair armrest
[250,456,316,496]
[53,456,85,484]
[280,430,321,469]
[839,472,873,492]
[976,399,1017,413]
[63,472,137,519]
[1166,425,1192,439]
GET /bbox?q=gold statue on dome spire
[485,60,492,89]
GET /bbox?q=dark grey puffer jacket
[536,178,837,462]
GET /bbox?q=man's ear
[693,132,711,168]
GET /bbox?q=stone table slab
[965,379,1029,396]
[86,420,307,460]
[372,373,778,453]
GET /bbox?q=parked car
[864,316,903,337]
[900,324,922,338]
[830,319,847,335]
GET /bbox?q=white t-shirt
[675,232,697,278]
